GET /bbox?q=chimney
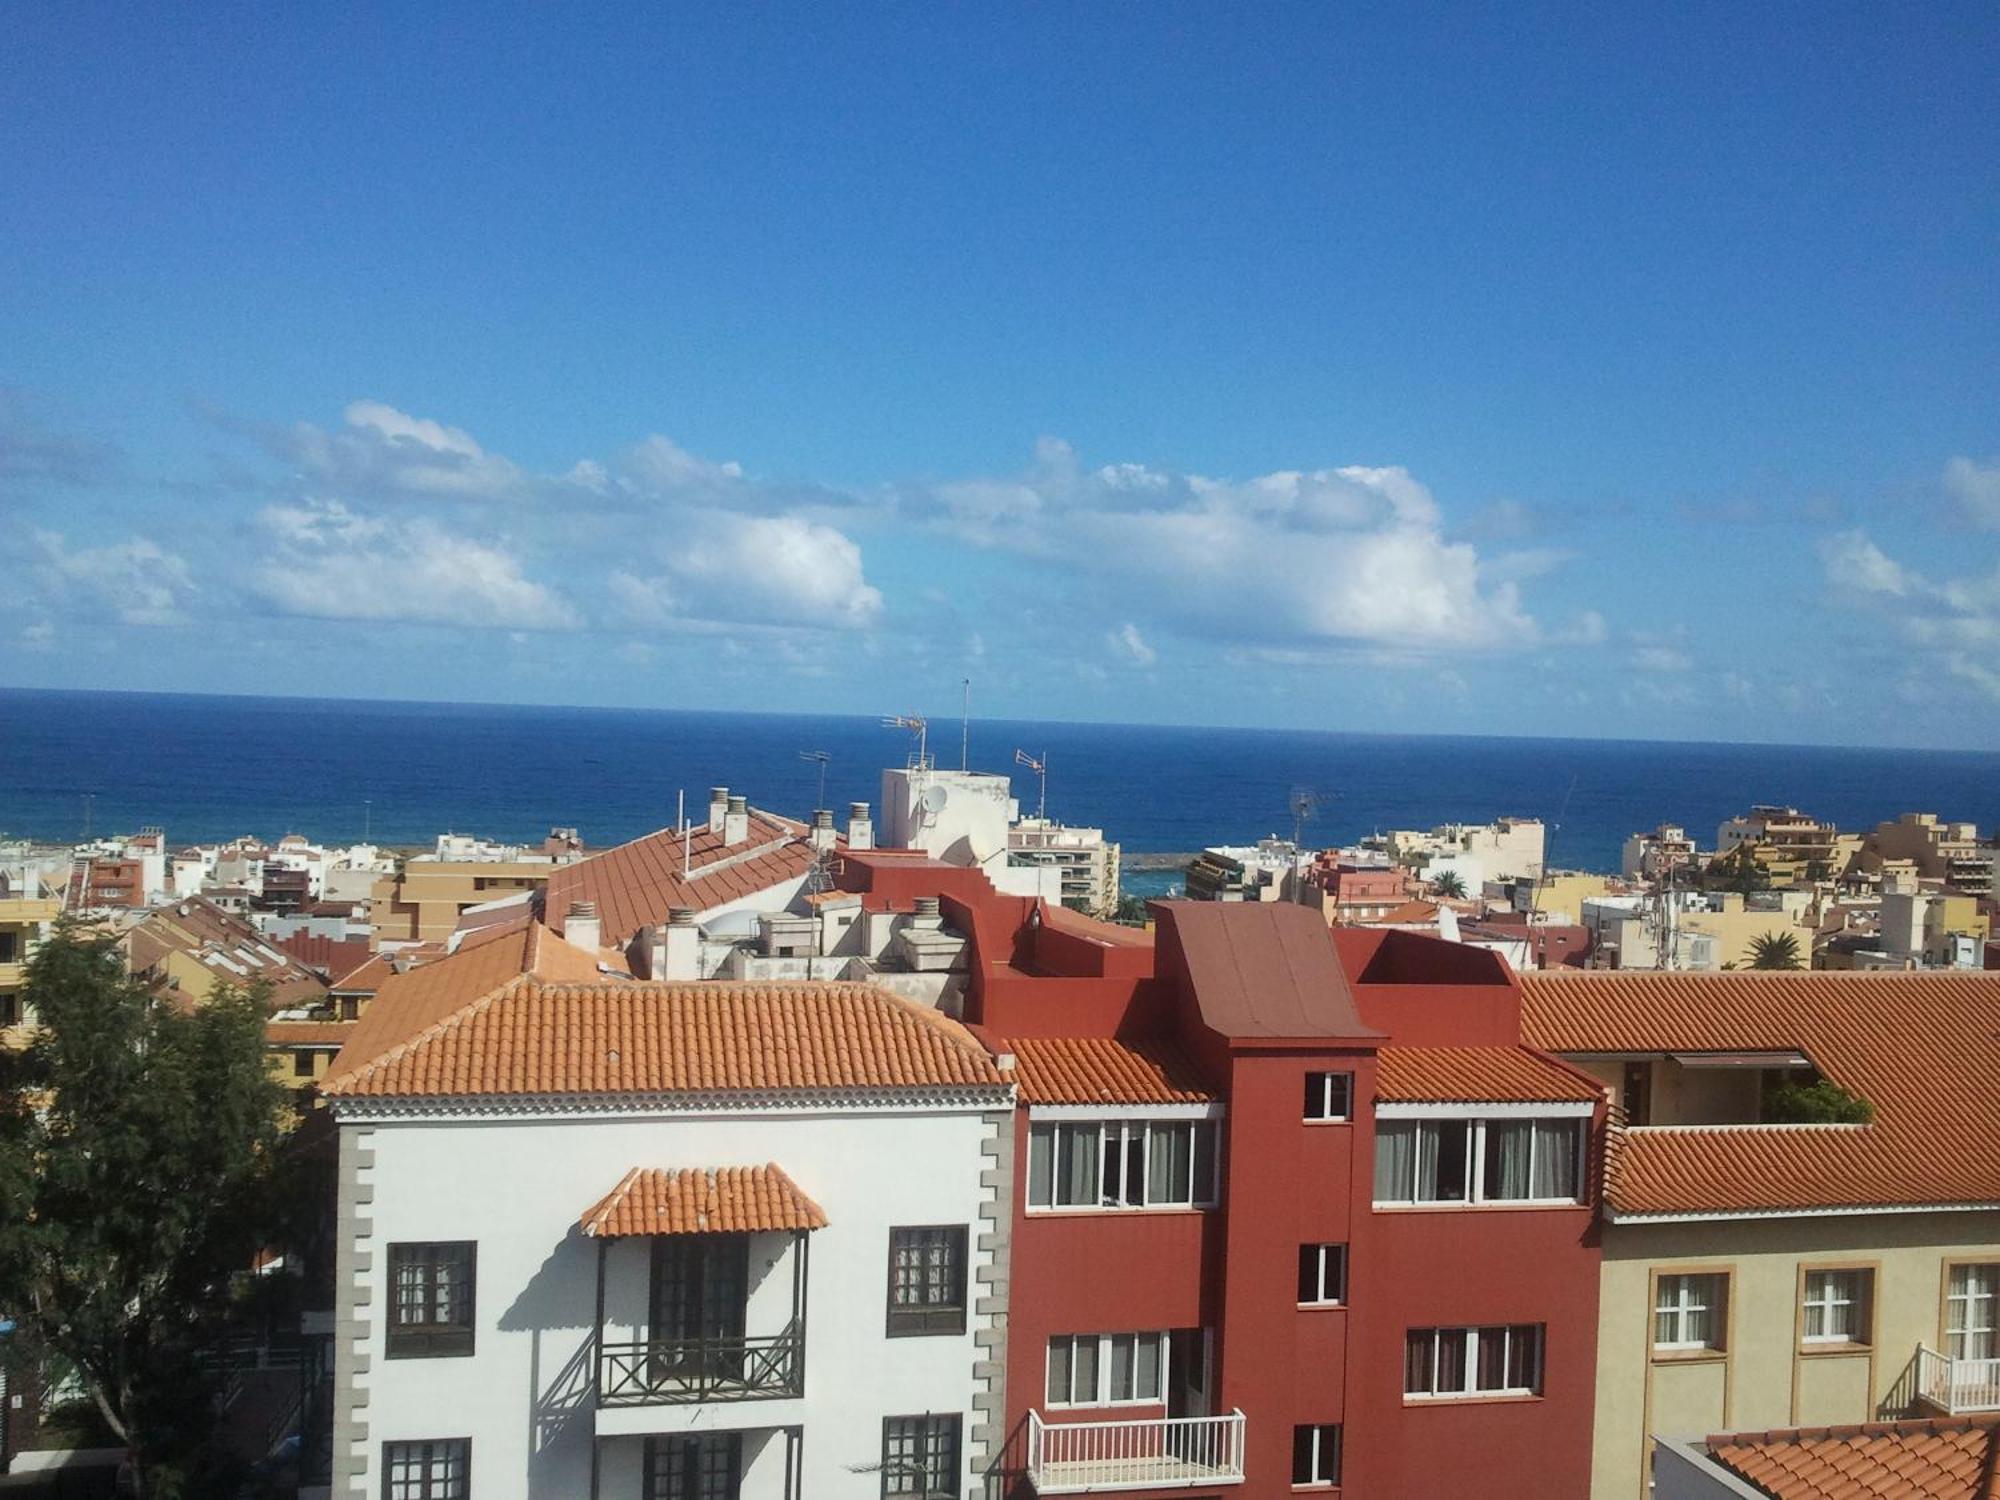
[847,801,874,851]
[810,808,837,853]
[911,895,943,928]
[708,787,730,834]
[724,795,749,847]
[565,900,601,954]
[663,907,701,980]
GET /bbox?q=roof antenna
[1530,773,1579,923]
[1014,749,1047,821]
[960,678,970,772]
[798,749,832,811]
[881,714,931,772]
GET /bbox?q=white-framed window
[1948,1263,1999,1362]
[1297,1244,1347,1307]
[1304,1071,1354,1122]
[1654,1273,1728,1352]
[1404,1324,1543,1399]
[1045,1331,1165,1407]
[1027,1120,1218,1211]
[1373,1116,1584,1206]
[1291,1424,1341,1486]
[1802,1268,1870,1345]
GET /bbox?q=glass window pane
[1375,1121,1416,1202]
[1435,1327,1468,1391]
[1109,1334,1134,1400]
[1058,1125,1100,1206]
[1293,1426,1316,1484]
[1404,1329,1433,1394]
[1533,1120,1580,1199]
[1483,1122,1534,1200]
[1075,1335,1098,1403]
[1507,1326,1539,1391]
[1136,1333,1161,1399]
[1475,1326,1509,1391]
[1192,1121,1216,1203]
[1047,1338,1072,1404]
[1298,1245,1318,1303]
[1028,1125,1053,1207]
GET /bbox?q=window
[1374,1116,1585,1206]
[1046,1332,1165,1406]
[1297,1244,1347,1306]
[383,1439,468,1500]
[0,932,17,963]
[1304,1072,1353,1122]
[1654,1273,1727,1353]
[386,1242,476,1358]
[646,1433,740,1500]
[1291,1424,1341,1486]
[293,1049,317,1078]
[1802,1269,1871,1345]
[888,1226,967,1337]
[881,1414,959,1498]
[1404,1325,1543,1399]
[1027,1120,1218,1210]
[1948,1264,1999,1361]
[0,992,17,1027]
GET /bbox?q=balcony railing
[598,1323,803,1407]
[1026,1410,1246,1493]
[1916,1344,2000,1414]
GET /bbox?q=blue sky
[2,4,1996,746]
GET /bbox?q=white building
[1006,818,1121,918]
[1382,817,1545,882]
[321,927,1012,1500]
[877,768,1059,902]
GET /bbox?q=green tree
[0,924,288,1497]
[1747,931,1805,970]
[1428,870,1468,901]
[1113,894,1151,925]
[1765,1077,1872,1124]
[1709,845,1771,896]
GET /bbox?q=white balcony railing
[1917,1344,2000,1414]
[1026,1410,1246,1493]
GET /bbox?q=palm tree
[1748,931,1804,970]
[1428,870,1468,901]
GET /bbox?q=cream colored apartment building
[1521,969,2000,1499]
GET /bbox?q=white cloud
[33,531,197,625]
[1945,456,2000,528]
[1108,622,1157,666]
[614,514,882,631]
[901,444,1545,652]
[1632,645,1693,674]
[251,502,578,629]
[1820,530,1912,596]
[19,621,54,650]
[278,400,531,501]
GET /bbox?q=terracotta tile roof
[1374,900,1442,926]
[580,1165,828,1238]
[1705,1416,2000,1500]
[1006,1036,1216,1105]
[1376,1046,1603,1104]
[124,897,329,1008]
[539,812,820,946]
[330,953,395,992]
[1520,971,2000,1217]
[266,1021,358,1047]
[323,974,1006,1100]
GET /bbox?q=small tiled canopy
[579,1164,828,1238]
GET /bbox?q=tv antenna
[1289,786,1332,849]
[1014,749,1048,821]
[960,678,970,772]
[1530,773,1579,923]
[797,749,832,811]
[882,714,931,772]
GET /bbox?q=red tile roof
[1704,1416,2000,1500]
[322,969,1006,1100]
[1521,971,2000,1217]
[580,1165,828,1237]
[539,812,820,946]
[330,953,395,992]
[1006,1036,1216,1104]
[1376,1046,1603,1104]
[265,1021,358,1047]
[276,933,371,980]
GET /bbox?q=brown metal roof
[580,1165,828,1237]
[1155,901,1381,1040]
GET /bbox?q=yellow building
[368,857,560,946]
[1862,812,1991,895]
[1521,969,2000,1499]
[0,876,62,1038]
[265,1019,356,1094]
[124,897,329,1011]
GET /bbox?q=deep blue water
[3,689,1997,881]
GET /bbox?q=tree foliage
[0,924,289,1496]
[1428,870,1468,900]
[1766,1077,1873,1124]
[1747,931,1805,970]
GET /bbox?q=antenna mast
[797,749,832,811]
[1014,749,1047,821]
[960,679,970,772]
[881,715,931,772]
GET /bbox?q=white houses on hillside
[320,945,1012,1500]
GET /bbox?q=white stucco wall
[338,1101,999,1500]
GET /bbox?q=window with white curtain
[1654,1273,1727,1352]
[1374,1115,1584,1206]
[1801,1268,1870,1345]
[1028,1120,1218,1211]
[1948,1264,1999,1361]
[1045,1332,1166,1406]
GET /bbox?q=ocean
[4,688,1998,895]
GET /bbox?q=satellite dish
[920,784,949,815]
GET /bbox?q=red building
[832,852,1609,1499]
